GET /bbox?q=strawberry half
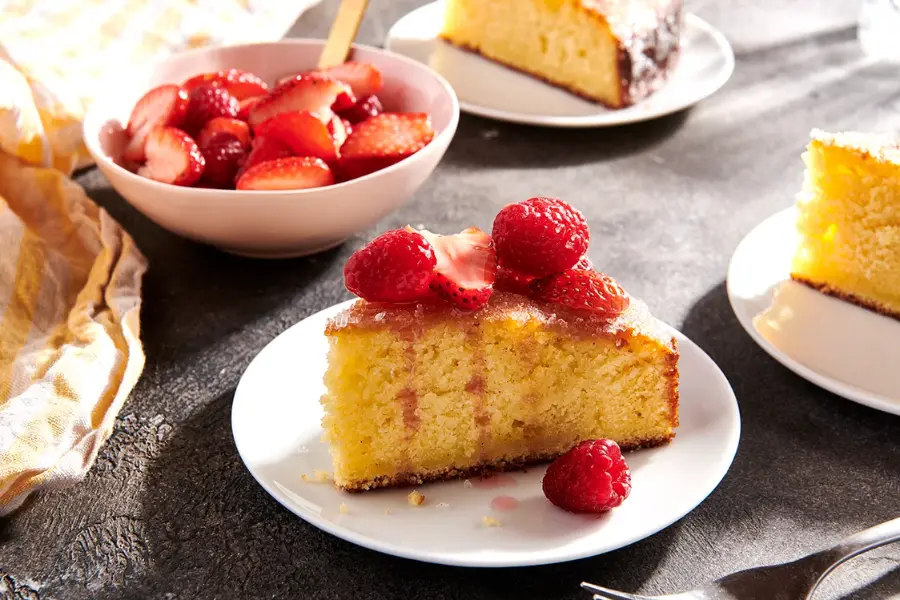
[237,95,266,122]
[198,132,246,188]
[530,270,630,318]
[137,126,205,186]
[420,227,497,311]
[338,113,435,180]
[316,62,383,97]
[235,156,334,191]
[197,117,250,149]
[124,84,189,162]
[182,69,269,100]
[183,84,240,135]
[254,111,337,163]
[328,115,350,149]
[248,74,351,128]
[237,135,294,179]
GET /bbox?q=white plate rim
[232,300,741,567]
[726,206,900,416]
[384,4,736,128]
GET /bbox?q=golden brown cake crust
[338,435,675,492]
[791,274,900,322]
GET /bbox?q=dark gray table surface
[2,1,899,598]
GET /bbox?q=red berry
[184,84,240,134]
[530,270,629,317]
[494,266,533,295]
[421,227,497,311]
[344,229,437,303]
[492,197,590,277]
[199,133,247,188]
[573,255,593,271]
[542,439,631,513]
[338,94,383,124]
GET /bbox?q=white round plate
[727,207,900,415]
[384,1,734,127]
[232,301,740,567]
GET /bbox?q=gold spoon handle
[318,0,369,69]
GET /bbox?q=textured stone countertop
[2,1,899,599]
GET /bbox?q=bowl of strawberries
[83,40,459,258]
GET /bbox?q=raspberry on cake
[791,130,900,320]
[321,197,679,492]
[439,0,683,109]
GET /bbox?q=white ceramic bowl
[83,40,459,258]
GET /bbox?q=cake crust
[791,274,900,322]
[338,434,674,493]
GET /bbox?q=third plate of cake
[728,130,900,415]
[233,197,740,566]
[384,0,735,127]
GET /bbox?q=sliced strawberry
[237,95,266,122]
[530,270,630,318]
[199,133,247,188]
[338,113,434,180]
[124,84,189,162]
[337,94,383,124]
[255,111,337,163]
[182,69,269,100]
[236,156,334,191]
[248,75,351,128]
[237,135,294,179]
[137,126,205,186]
[317,62,383,97]
[420,227,497,311]
[273,73,356,111]
[197,117,251,149]
[183,84,240,135]
[344,228,437,303]
[328,115,350,148]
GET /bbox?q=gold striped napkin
[0,0,322,515]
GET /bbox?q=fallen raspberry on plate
[492,197,590,277]
[530,269,629,318]
[542,439,631,513]
[344,229,437,303]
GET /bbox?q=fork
[582,515,900,600]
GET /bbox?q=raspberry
[530,270,629,317]
[492,197,589,277]
[344,229,436,302]
[542,439,631,513]
[183,84,240,135]
[198,132,246,188]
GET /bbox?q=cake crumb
[408,490,425,506]
[463,480,473,489]
[313,469,332,483]
[339,503,349,514]
[435,502,450,509]
[385,508,392,515]
[482,516,501,527]
[301,473,310,482]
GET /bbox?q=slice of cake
[321,197,679,492]
[791,130,900,320]
[439,0,683,109]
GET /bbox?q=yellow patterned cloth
[0,0,321,514]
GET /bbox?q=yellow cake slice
[791,130,900,320]
[439,0,683,108]
[322,292,679,492]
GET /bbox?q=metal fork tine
[581,581,643,600]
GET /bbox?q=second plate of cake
[384,1,735,127]
[232,301,740,567]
